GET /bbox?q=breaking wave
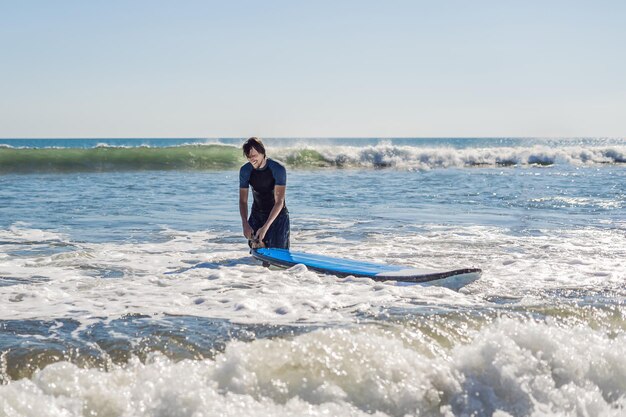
[279,144,626,169]
[0,143,625,173]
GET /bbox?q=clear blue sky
[1,1,625,138]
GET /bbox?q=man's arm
[239,188,253,239]
[255,185,286,242]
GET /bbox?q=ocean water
[0,138,625,416]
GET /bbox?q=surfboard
[251,248,481,289]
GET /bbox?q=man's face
[247,148,265,169]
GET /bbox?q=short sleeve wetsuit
[239,158,290,249]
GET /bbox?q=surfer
[239,137,290,249]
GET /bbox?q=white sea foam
[0,223,624,328]
[1,221,625,416]
[1,319,625,416]
[529,196,623,209]
[274,144,626,169]
[0,225,470,327]
[0,222,69,243]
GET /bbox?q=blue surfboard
[251,248,481,289]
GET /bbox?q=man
[239,137,290,249]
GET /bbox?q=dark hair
[242,137,266,157]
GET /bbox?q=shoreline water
[1,138,624,416]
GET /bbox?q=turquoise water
[1,138,625,416]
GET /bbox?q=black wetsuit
[239,158,290,249]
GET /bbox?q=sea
[0,137,624,417]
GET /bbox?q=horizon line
[2,136,624,140]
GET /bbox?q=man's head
[243,137,266,169]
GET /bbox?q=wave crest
[275,144,626,169]
[1,144,624,173]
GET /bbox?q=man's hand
[250,238,265,249]
[242,222,254,239]
[255,226,268,243]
